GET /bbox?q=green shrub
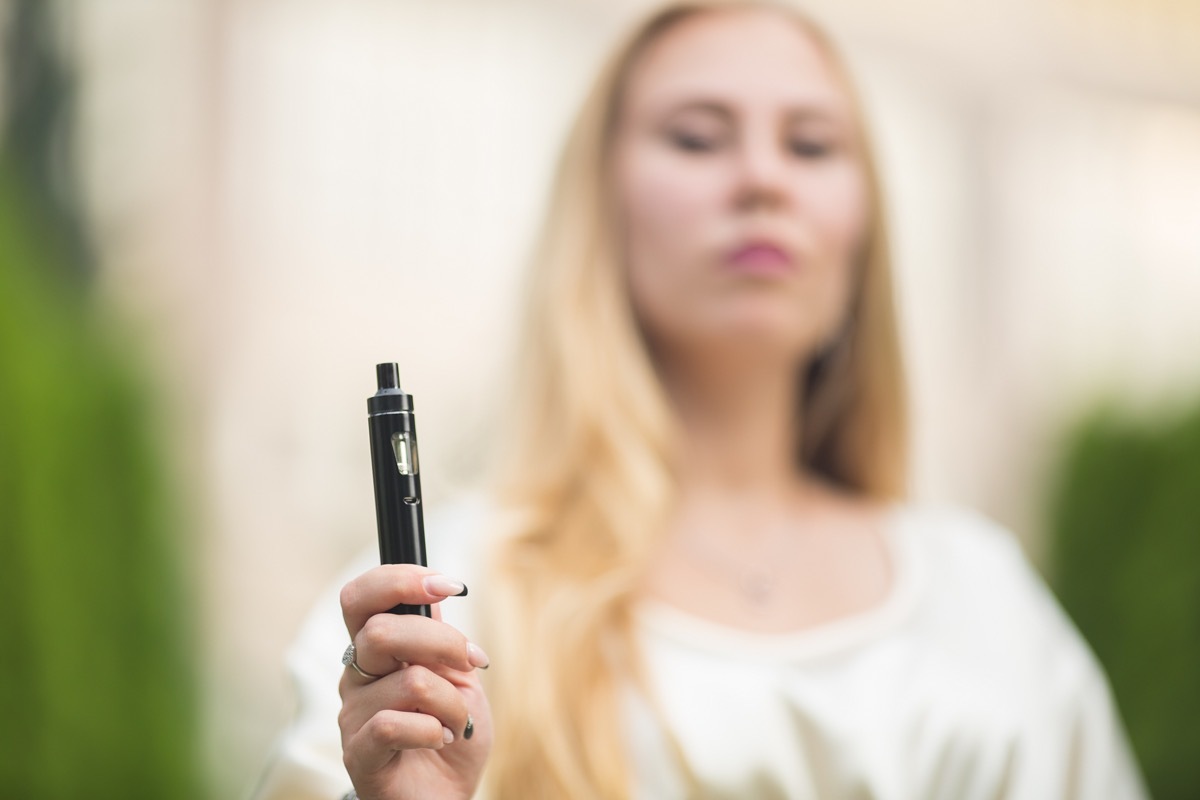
[1046,402,1200,800]
[0,2,206,793]
[0,174,207,799]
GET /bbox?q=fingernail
[442,726,454,745]
[423,575,468,597]
[467,642,490,670]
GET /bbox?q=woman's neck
[658,350,804,500]
[644,351,892,633]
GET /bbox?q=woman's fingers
[341,565,468,637]
[335,563,491,795]
[343,709,450,774]
[339,664,472,747]
[344,612,488,681]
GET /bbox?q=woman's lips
[725,242,796,275]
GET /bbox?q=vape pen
[367,362,431,617]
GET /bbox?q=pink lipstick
[726,242,795,275]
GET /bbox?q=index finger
[340,564,468,636]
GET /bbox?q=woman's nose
[732,133,790,211]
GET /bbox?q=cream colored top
[253,499,1148,800]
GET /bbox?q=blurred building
[60,0,1200,793]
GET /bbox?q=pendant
[740,571,775,605]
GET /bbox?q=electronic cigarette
[367,362,431,617]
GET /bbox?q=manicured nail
[442,726,454,745]
[463,715,475,740]
[423,575,468,597]
[467,642,490,670]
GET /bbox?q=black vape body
[367,362,431,617]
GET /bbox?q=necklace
[678,523,797,607]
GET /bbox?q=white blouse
[253,499,1148,800]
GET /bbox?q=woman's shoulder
[893,501,1100,678]
[883,503,1146,798]
[894,502,1045,605]
[893,502,1023,563]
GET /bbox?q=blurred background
[2,0,1198,797]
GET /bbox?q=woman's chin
[711,307,820,354]
[668,320,818,366]
[644,304,824,365]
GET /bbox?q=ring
[342,642,384,680]
[463,714,474,740]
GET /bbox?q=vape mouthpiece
[376,362,401,391]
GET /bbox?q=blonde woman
[255,2,1146,798]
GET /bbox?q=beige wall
[68,0,1200,793]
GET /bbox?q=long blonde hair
[481,3,907,797]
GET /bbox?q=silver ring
[342,642,384,680]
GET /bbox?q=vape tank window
[391,431,419,475]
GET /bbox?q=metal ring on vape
[342,642,384,681]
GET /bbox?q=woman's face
[613,9,869,365]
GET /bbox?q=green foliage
[0,1,206,794]
[0,172,206,797]
[1046,402,1200,800]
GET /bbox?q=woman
[256,2,1146,798]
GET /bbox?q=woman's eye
[789,139,833,158]
[669,130,721,152]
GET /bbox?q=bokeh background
[3,0,1198,797]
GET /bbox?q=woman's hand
[338,565,492,800]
